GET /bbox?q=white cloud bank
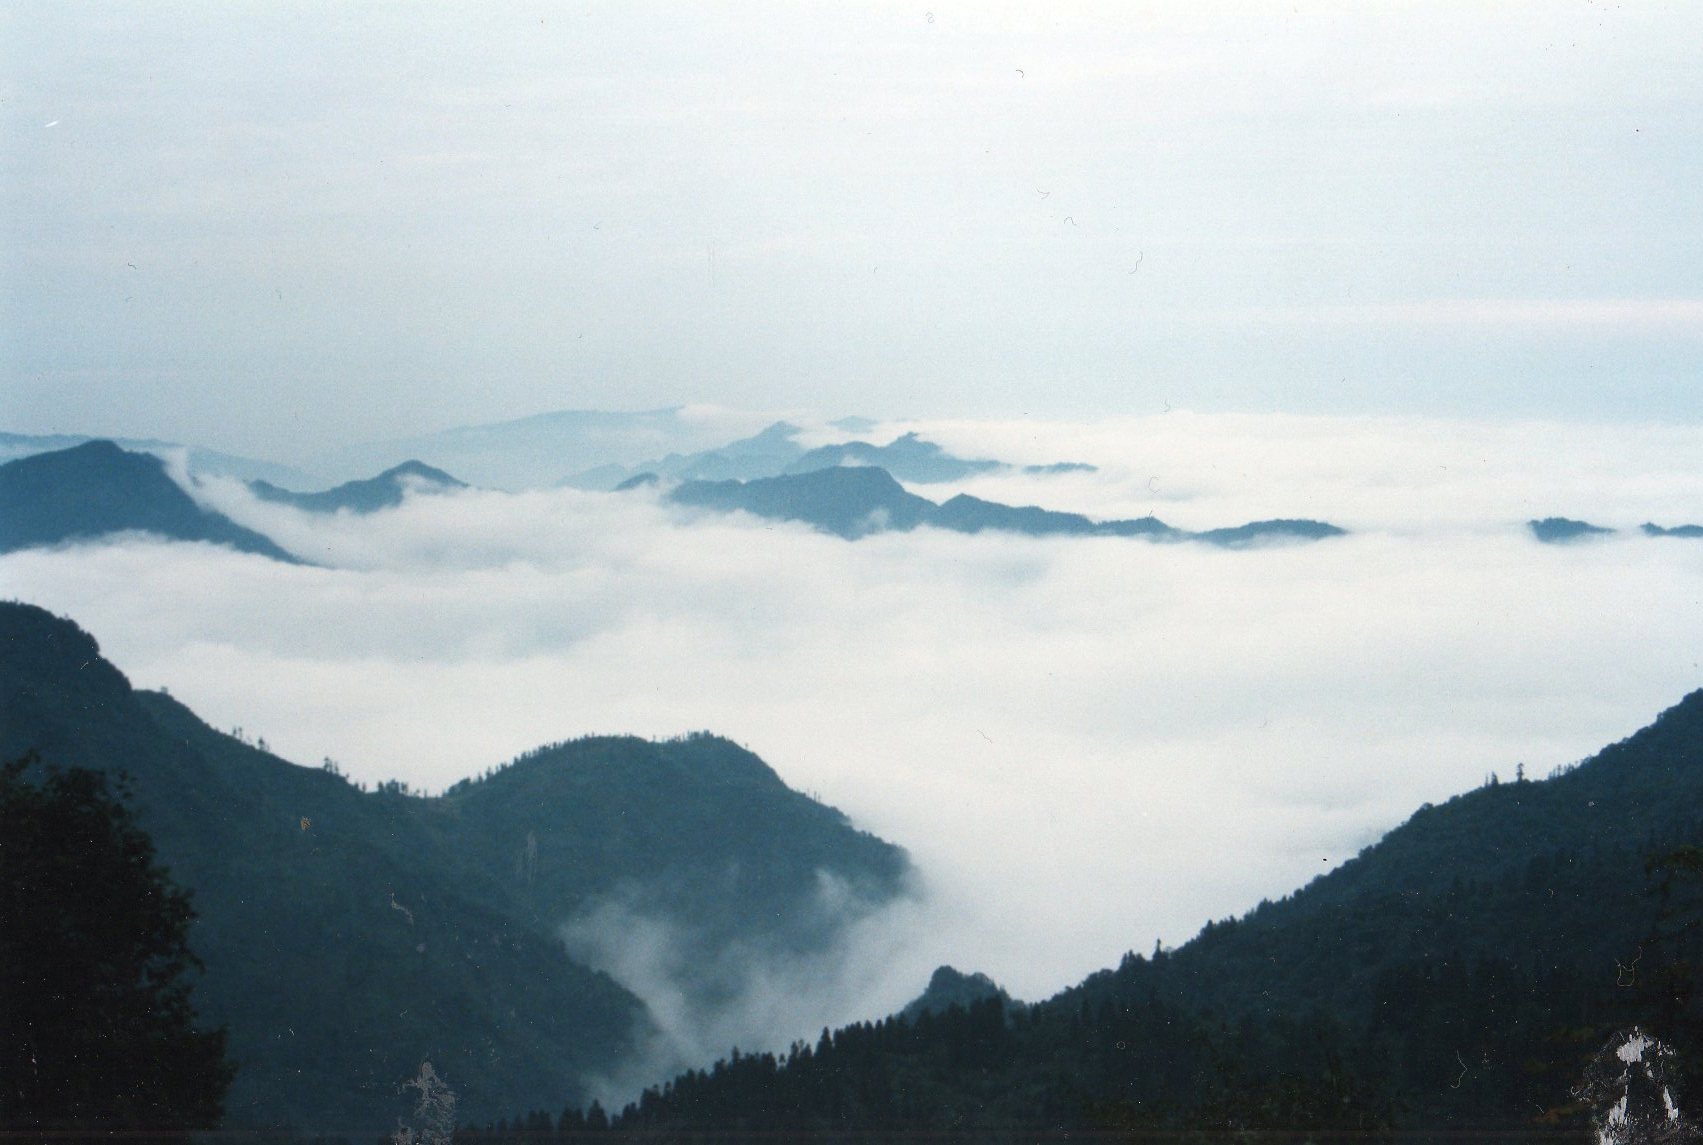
[3,413,1701,1046]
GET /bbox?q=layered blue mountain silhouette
[249,460,466,514]
[0,430,314,486]
[0,440,297,561]
[1528,517,1616,543]
[566,422,1095,490]
[656,466,1345,546]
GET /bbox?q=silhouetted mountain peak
[669,466,936,538]
[786,433,1003,483]
[1642,522,1703,538]
[248,459,465,513]
[0,441,297,562]
[899,965,1018,1023]
[0,601,914,1129]
[378,459,463,485]
[1529,516,1615,543]
[934,492,1100,536]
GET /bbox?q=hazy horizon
[7,2,1703,459]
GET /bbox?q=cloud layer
[4,413,1700,1048]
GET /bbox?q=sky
[5,2,1703,458]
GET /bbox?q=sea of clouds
[5,411,1701,1072]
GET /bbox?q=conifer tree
[0,756,233,1132]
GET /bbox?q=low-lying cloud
[562,873,935,1107]
[4,412,1700,1067]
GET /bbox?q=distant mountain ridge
[249,460,466,513]
[1530,516,1616,543]
[657,466,1345,546]
[784,432,1005,483]
[565,421,813,489]
[325,408,769,490]
[0,431,315,487]
[0,441,298,562]
[0,602,913,1131]
[668,467,937,539]
[565,422,1095,491]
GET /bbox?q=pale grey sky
[5,2,1701,457]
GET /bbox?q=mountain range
[319,408,769,491]
[0,440,1337,557]
[9,439,1697,564]
[0,602,912,1131]
[249,460,466,514]
[1530,518,1703,543]
[662,466,1347,546]
[565,422,1095,491]
[0,431,315,488]
[0,441,298,563]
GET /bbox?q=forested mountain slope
[0,603,912,1132]
[562,691,1703,1138]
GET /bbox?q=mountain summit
[249,460,466,513]
[0,602,913,1130]
[0,440,296,561]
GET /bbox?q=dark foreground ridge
[658,466,1345,546]
[0,440,298,561]
[0,602,912,1133]
[514,689,1703,1139]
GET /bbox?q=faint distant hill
[566,422,1097,491]
[564,421,811,490]
[1643,522,1703,538]
[655,467,1344,547]
[324,408,771,491]
[0,601,913,1131]
[0,440,297,562]
[1193,519,1350,546]
[669,466,936,539]
[0,430,314,487]
[785,432,1004,483]
[1529,517,1616,543]
[249,460,466,513]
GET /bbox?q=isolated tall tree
[0,756,233,1131]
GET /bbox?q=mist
[560,875,935,1107]
[3,412,1700,1062]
